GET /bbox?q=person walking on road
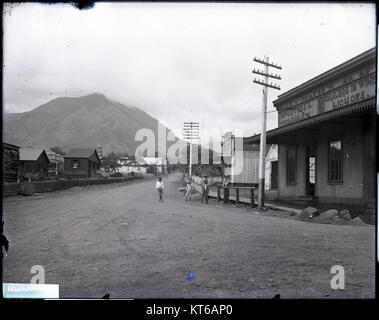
[185,180,193,201]
[201,175,209,204]
[155,177,164,202]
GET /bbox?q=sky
[2,2,376,146]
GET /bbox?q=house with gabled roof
[19,147,50,179]
[63,148,101,178]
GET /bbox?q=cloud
[3,2,375,143]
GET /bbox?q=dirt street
[2,174,375,298]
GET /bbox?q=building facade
[19,148,50,179]
[222,132,259,185]
[142,157,164,174]
[45,149,64,177]
[245,48,375,219]
[117,158,147,174]
[64,148,101,178]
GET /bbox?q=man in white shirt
[155,177,164,202]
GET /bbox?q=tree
[102,152,120,172]
[50,146,65,155]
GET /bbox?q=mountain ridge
[4,93,177,155]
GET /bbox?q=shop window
[72,160,80,169]
[286,148,297,185]
[328,140,343,183]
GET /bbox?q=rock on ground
[320,209,339,219]
[338,209,351,220]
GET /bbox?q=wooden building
[142,157,164,174]
[264,144,278,190]
[222,132,259,185]
[19,148,50,179]
[117,158,147,174]
[245,48,375,219]
[64,148,101,178]
[3,142,20,182]
[45,149,64,177]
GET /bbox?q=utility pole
[97,136,103,160]
[183,121,199,177]
[202,115,205,146]
[252,56,282,209]
[230,134,235,183]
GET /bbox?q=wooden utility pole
[183,121,199,177]
[252,56,282,209]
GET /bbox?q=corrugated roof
[19,148,47,161]
[64,148,98,159]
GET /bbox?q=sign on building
[278,64,376,126]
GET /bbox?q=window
[328,140,343,183]
[71,160,80,169]
[286,148,297,185]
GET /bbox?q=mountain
[3,93,178,155]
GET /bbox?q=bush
[95,171,110,178]
[110,172,123,177]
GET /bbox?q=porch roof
[244,98,374,145]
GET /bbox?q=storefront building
[245,48,375,220]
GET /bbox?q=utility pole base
[258,178,265,209]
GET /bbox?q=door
[306,145,316,196]
[270,161,278,189]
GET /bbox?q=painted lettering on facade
[278,64,375,127]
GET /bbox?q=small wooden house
[64,148,101,178]
[19,148,50,179]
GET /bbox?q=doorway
[270,161,278,189]
[306,145,316,196]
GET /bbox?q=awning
[244,98,375,144]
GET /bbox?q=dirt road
[3,174,375,298]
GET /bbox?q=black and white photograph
[1,1,376,302]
